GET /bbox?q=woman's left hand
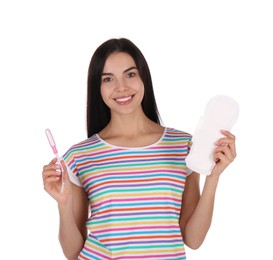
[211,130,236,177]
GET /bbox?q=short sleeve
[186,167,193,176]
[61,155,82,187]
[186,137,193,176]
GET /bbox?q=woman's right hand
[42,158,72,205]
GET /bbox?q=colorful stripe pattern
[63,128,192,260]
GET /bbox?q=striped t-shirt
[63,127,192,260]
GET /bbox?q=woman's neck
[99,110,162,139]
[98,113,164,148]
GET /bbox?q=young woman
[42,38,236,260]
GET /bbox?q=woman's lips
[115,95,133,104]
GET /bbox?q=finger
[44,175,61,184]
[215,137,234,146]
[221,130,236,140]
[60,160,69,181]
[42,168,62,179]
[215,137,237,158]
[49,157,58,164]
[43,158,58,172]
[213,153,230,173]
[43,174,60,193]
[213,146,234,165]
[43,163,61,173]
[216,130,235,144]
[44,180,61,193]
[42,163,62,182]
[60,160,67,171]
[228,138,237,158]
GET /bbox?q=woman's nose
[115,79,128,92]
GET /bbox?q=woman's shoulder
[165,127,192,139]
[63,134,100,157]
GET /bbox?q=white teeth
[116,96,132,102]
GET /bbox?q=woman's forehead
[103,52,136,72]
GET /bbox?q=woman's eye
[127,72,136,78]
[102,77,112,82]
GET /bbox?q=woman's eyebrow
[123,66,137,73]
[101,66,137,76]
[101,72,113,76]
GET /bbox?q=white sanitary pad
[185,95,239,175]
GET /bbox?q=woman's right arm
[43,159,89,260]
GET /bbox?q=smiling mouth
[115,95,133,103]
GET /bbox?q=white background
[1,0,272,259]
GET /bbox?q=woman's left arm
[180,130,236,249]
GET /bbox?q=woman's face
[100,52,145,116]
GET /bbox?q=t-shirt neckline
[96,127,167,150]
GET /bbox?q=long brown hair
[87,38,161,138]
